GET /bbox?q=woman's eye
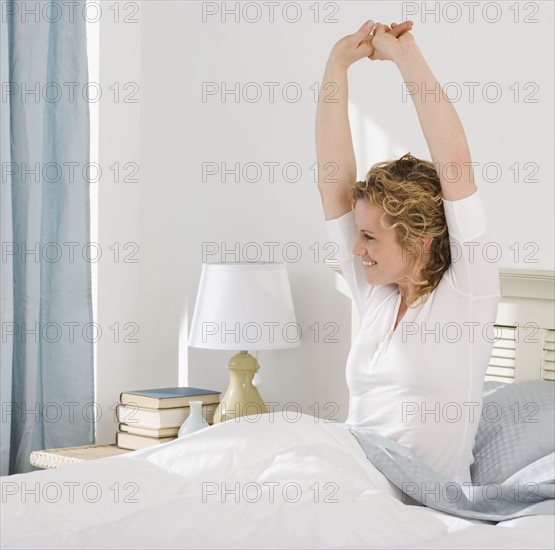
[364,234,374,241]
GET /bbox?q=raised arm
[316,20,414,221]
[371,24,476,202]
[315,22,372,221]
[315,59,355,221]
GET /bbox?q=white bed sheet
[1,414,553,549]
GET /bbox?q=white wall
[96,1,554,442]
[96,7,142,442]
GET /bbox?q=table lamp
[188,262,301,423]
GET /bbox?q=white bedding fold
[1,414,553,549]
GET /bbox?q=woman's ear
[422,235,433,253]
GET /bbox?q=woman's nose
[352,236,365,256]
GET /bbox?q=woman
[316,20,501,485]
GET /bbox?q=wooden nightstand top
[30,444,130,470]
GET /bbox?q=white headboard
[329,265,555,384]
[492,269,554,383]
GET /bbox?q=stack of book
[115,387,221,450]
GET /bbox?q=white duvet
[1,414,553,549]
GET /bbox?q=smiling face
[353,199,423,289]
[349,155,446,303]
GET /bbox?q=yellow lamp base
[213,351,268,423]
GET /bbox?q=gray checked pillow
[470,380,555,485]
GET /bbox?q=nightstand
[30,443,130,470]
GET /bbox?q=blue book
[120,387,220,409]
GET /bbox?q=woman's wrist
[326,55,350,73]
[393,40,420,69]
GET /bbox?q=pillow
[471,380,555,485]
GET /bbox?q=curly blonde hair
[349,153,451,308]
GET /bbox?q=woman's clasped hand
[329,19,415,69]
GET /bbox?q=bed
[1,268,554,549]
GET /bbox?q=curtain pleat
[1,0,94,475]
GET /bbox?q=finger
[391,20,413,31]
[388,20,413,38]
[354,19,375,42]
[374,22,387,35]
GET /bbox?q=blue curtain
[1,0,94,475]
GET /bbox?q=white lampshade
[188,262,301,351]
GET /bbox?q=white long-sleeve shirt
[325,189,501,485]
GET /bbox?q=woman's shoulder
[360,283,399,314]
[435,268,501,302]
